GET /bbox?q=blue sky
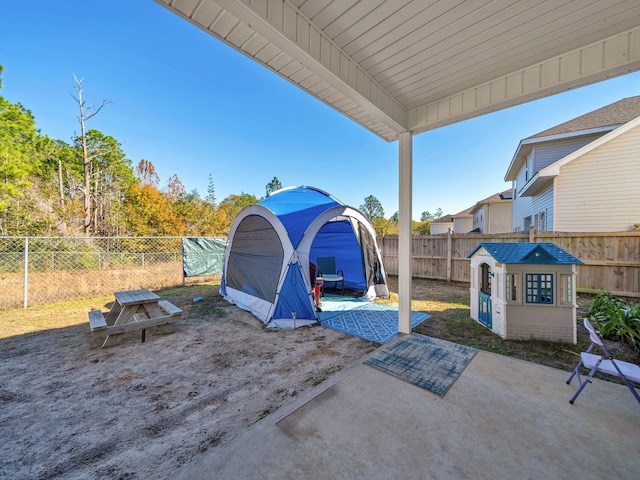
[2,1,640,220]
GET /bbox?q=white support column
[398,132,412,334]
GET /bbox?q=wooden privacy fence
[377,230,640,298]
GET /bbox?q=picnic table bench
[88,289,182,348]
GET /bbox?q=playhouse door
[478,292,492,329]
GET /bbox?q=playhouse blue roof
[467,242,583,265]
[259,186,343,247]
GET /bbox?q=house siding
[512,170,529,231]
[533,185,554,231]
[512,136,599,231]
[473,209,483,232]
[453,217,473,234]
[512,186,525,232]
[487,202,513,233]
[431,222,452,235]
[512,182,554,231]
[533,136,599,171]
[555,124,640,231]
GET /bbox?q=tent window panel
[227,215,284,303]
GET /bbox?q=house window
[539,211,546,232]
[524,216,532,231]
[525,153,533,181]
[526,274,553,304]
[506,273,519,302]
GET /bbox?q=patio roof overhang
[153,0,640,333]
[155,0,640,142]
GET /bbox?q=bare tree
[70,75,111,234]
[136,159,160,187]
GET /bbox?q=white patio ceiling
[155,0,640,142]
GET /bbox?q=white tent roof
[155,0,640,142]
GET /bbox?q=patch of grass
[0,295,113,339]
[407,278,640,374]
[444,295,470,306]
[159,284,216,296]
[256,408,272,421]
[197,305,229,318]
[305,367,339,386]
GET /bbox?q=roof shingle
[526,96,640,140]
[467,242,583,264]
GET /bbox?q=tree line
[0,67,440,237]
[0,68,263,237]
[359,195,443,235]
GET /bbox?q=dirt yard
[1,277,637,479]
[0,285,377,479]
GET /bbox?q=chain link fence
[0,237,224,310]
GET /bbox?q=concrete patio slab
[173,343,640,480]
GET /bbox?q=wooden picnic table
[88,289,182,348]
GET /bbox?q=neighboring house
[469,190,513,234]
[504,96,640,232]
[430,207,473,235]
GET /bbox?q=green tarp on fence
[182,237,227,277]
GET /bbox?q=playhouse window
[525,274,553,304]
[480,263,492,295]
[559,274,573,305]
[506,273,519,302]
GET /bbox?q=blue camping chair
[566,318,640,405]
[317,257,344,295]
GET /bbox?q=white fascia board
[504,140,529,182]
[525,125,620,145]
[409,25,640,138]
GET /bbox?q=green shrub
[587,291,640,351]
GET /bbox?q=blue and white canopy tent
[221,186,389,328]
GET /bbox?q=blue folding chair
[566,318,640,405]
[316,257,344,295]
